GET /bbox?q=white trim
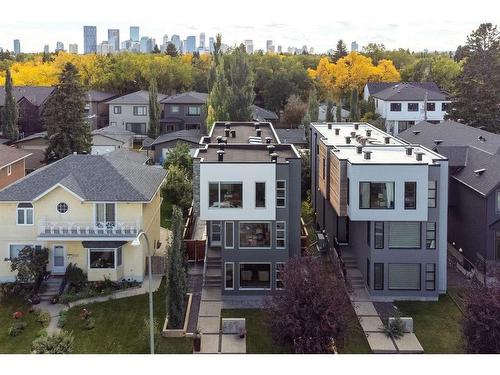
[33,183,85,202]
[209,221,222,247]
[224,221,234,249]
[7,164,12,176]
[238,262,272,290]
[52,244,66,273]
[93,202,117,226]
[87,247,121,270]
[238,221,272,249]
[6,242,42,261]
[0,154,32,170]
[16,202,34,226]
[56,202,69,214]
[224,262,234,290]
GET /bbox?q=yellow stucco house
[0,150,166,283]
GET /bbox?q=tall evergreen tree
[207,34,222,92]
[226,46,255,121]
[350,88,360,121]
[165,43,178,57]
[1,68,19,140]
[207,62,230,125]
[333,40,348,62]
[44,62,91,161]
[447,23,500,132]
[326,100,334,122]
[148,77,160,139]
[308,88,319,122]
[166,205,188,328]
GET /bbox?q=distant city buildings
[108,29,120,53]
[83,26,97,54]
[68,44,78,54]
[13,39,20,54]
[209,37,215,53]
[140,37,154,53]
[351,41,359,52]
[130,26,140,42]
[43,44,49,54]
[186,36,196,53]
[245,40,254,54]
[266,40,274,53]
[55,41,65,52]
[171,35,182,54]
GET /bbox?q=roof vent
[231,130,236,138]
[270,152,278,163]
[225,129,230,137]
[256,129,262,137]
[327,123,332,130]
[415,152,424,161]
[225,122,231,129]
[406,147,413,156]
[434,139,443,145]
[384,136,391,144]
[217,150,225,162]
[254,123,260,130]
[474,168,486,176]
[222,137,228,144]
[216,135,223,143]
[267,145,275,154]
[412,130,421,135]
[334,128,340,135]
[354,123,359,130]
[265,136,272,144]
[219,143,225,151]
[366,129,372,137]
[345,136,351,144]
[478,135,486,142]
[356,146,363,154]
[363,151,372,160]
[350,131,356,138]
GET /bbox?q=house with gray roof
[363,82,450,135]
[91,125,135,155]
[86,90,119,130]
[0,150,166,284]
[274,128,308,148]
[160,92,208,134]
[107,90,168,138]
[399,120,500,283]
[148,129,202,164]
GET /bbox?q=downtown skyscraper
[83,26,97,54]
[108,29,120,52]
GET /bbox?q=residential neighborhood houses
[0,19,500,360]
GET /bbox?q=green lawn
[160,199,173,230]
[221,307,370,354]
[396,294,465,353]
[0,296,46,354]
[64,280,192,354]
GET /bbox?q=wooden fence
[183,206,206,263]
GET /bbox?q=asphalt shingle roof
[160,91,208,104]
[106,90,167,105]
[371,83,447,101]
[0,144,32,168]
[366,82,441,96]
[0,151,166,202]
[0,86,55,106]
[275,128,307,145]
[92,126,135,144]
[151,130,202,147]
[252,105,278,121]
[87,90,118,103]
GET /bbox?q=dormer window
[17,202,34,225]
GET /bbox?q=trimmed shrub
[82,316,95,330]
[34,309,51,327]
[57,310,68,328]
[31,331,74,354]
[8,321,28,336]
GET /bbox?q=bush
[82,316,95,330]
[0,282,33,300]
[31,331,74,354]
[384,313,405,339]
[34,309,51,327]
[8,321,28,336]
[57,310,68,328]
[65,263,87,289]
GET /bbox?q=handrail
[38,219,140,236]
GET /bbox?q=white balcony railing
[38,220,140,237]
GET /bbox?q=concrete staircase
[204,248,222,288]
[343,254,365,289]
[39,276,64,302]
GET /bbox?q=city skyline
[0,0,498,54]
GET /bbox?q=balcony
[38,220,140,239]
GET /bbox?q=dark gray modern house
[193,122,302,297]
[160,92,208,134]
[399,120,500,283]
[149,129,202,164]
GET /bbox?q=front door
[52,245,66,273]
[210,221,222,247]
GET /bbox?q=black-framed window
[427,102,435,111]
[367,222,371,247]
[276,180,286,207]
[359,182,395,209]
[225,263,234,290]
[276,221,286,249]
[113,106,122,114]
[495,232,500,261]
[133,106,147,116]
[374,263,384,290]
[390,103,402,112]
[89,249,116,269]
[225,222,234,249]
[255,182,266,208]
[389,222,421,249]
[407,103,419,112]
[388,263,421,290]
[441,103,449,111]
[209,182,243,208]
[404,182,417,209]
[239,263,271,289]
[239,222,271,248]
[428,180,437,208]
[374,222,384,249]
[275,263,284,289]
[425,263,436,291]
[426,222,436,249]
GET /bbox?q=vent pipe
[217,150,225,162]
[225,129,230,137]
[354,123,359,130]
[256,129,262,137]
[219,143,225,151]
[265,137,272,144]
[270,152,278,163]
[356,146,363,154]
[267,145,275,154]
[406,147,413,156]
[366,129,372,137]
[327,123,332,130]
[345,136,351,144]
[363,151,372,160]
[416,152,423,161]
[216,136,223,144]
[384,136,390,144]
[334,128,340,136]
[231,130,236,138]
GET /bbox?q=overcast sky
[2,0,498,53]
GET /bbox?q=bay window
[359,182,395,209]
[209,182,242,208]
[239,263,271,289]
[239,222,271,248]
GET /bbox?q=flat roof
[196,144,299,163]
[205,122,280,145]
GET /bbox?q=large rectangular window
[225,263,234,290]
[225,222,234,249]
[427,102,435,111]
[441,103,449,111]
[374,263,384,290]
[359,182,395,209]
[428,181,437,208]
[133,106,147,116]
[255,182,266,208]
[186,105,201,116]
[390,103,402,112]
[388,263,421,290]
[425,263,436,291]
[89,249,116,269]
[239,222,271,248]
[276,180,286,208]
[374,222,384,249]
[407,103,419,112]
[9,244,40,259]
[389,222,421,248]
[426,222,436,249]
[171,105,180,113]
[276,263,284,289]
[208,182,243,208]
[276,221,286,249]
[113,106,122,114]
[404,182,417,209]
[239,263,271,289]
[95,203,116,226]
[17,203,34,225]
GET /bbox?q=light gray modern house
[399,120,500,284]
[310,122,449,300]
[193,122,302,296]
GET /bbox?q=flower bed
[59,279,141,304]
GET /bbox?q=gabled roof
[12,131,48,144]
[366,82,441,96]
[87,90,118,103]
[0,144,32,168]
[371,83,447,101]
[275,128,307,145]
[92,126,135,144]
[106,90,167,105]
[0,86,55,107]
[252,105,278,121]
[0,151,166,202]
[150,129,202,147]
[160,91,208,104]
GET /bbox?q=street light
[131,231,155,354]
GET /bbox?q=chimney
[384,136,390,144]
[216,135,223,143]
[256,129,262,137]
[265,137,272,144]
[363,151,372,160]
[217,150,225,162]
[225,129,230,137]
[328,123,332,130]
[334,128,340,135]
[406,147,413,156]
[345,136,351,144]
[354,123,359,130]
[231,130,236,138]
[267,145,275,154]
[416,152,423,161]
[356,146,363,154]
[366,129,372,137]
[270,152,278,162]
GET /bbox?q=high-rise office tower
[55,41,65,52]
[83,26,97,54]
[13,39,20,54]
[199,32,206,49]
[245,40,254,54]
[171,34,181,53]
[266,40,273,53]
[209,37,215,53]
[277,45,282,54]
[43,44,50,54]
[108,29,120,52]
[140,37,153,53]
[186,36,196,53]
[68,44,78,54]
[130,26,140,42]
[351,41,359,52]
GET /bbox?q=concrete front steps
[343,255,366,289]
[39,276,64,301]
[204,248,222,288]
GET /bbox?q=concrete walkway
[197,287,222,353]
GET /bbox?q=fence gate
[147,256,166,275]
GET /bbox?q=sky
[1,0,499,53]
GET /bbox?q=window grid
[426,222,436,249]
[425,263,436,291]
[276,180,286,208]
[428,181,437,208]
[276,221,286,249]
[276,263,285,290]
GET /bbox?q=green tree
[32,331,74,354]
[147,77,161,139]
[335,102,342,122]
[307,87,319,122]
[226,46,255,121]
[1,68,19,140]
[44,62,91,161]
[163,142,193,178]
[152,44,161,54]
[326,100,334,122]
[207,61,230,123]
[162,165,193,213]
[447,23,500,132]
[165,43,178,57]
[10,246,49,284]
[333,40,348,62]
[166,205,188,328]
[350,88,360,121]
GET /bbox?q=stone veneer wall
[193,159,201,216]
